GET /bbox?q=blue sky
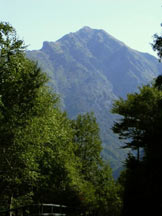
[0,0,162,56]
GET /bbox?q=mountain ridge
[27,26,162,176]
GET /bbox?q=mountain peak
[75,26,125,47]
[77,26,106,35]
[27,27,162,176]
[78,26,93,32]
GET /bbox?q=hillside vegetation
[27,26,162,173]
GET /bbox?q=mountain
[27,26,162,175]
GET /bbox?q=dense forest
[0,21,162,215]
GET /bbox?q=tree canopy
[112,80,162,215]
[0,22,121,216]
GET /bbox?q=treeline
[0,22,121,215]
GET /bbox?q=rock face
[27,26,162,175]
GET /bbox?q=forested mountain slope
[27,26,162,173]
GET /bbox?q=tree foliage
[70,113,122,215]
[0,22,121,216]
[0,21,51,209]
[71,113,102,179]
[112,81,162,215]
[152,24,162,60]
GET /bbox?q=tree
[71,113,122,215]
[112,85,162,159]
[93,163,122,216]
[31,110,83,206]
[71,113,102,180]
[112,82,162,215]
[152,24,162,60]
[0,22,59,210]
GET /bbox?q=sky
[0,0,162,56]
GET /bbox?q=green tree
[32,110,83,206]
[152,25,162,60]
[93,163,122,216]
[71,113,122,215]
[0,22,58,210]
[112,83,162,215]
[71,113,102,180]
